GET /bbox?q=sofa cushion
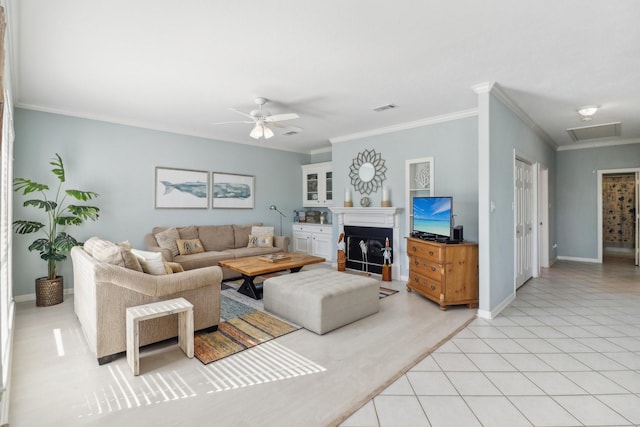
[166,262,184,273]
[248,234,273,248]
[176,238,205,255]
[174,250,234,271]
[131,249,167,275]
[199,225,234,251]
[232,223,262,248]
[154,227,180,257]
[177,225,199,240]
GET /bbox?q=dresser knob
[430,285,436,291]
[429,250,434,256]
[431,266,436,271]
[412,246,417,251]
[414,260,419,265]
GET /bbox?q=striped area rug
[194,310,300,365]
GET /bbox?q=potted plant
[13,153,100,306]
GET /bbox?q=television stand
[405,237,478,310]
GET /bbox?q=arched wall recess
[349,149,387,195]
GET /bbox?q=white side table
[126,297,194,375]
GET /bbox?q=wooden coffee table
[218,252,326,300]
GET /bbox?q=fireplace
[329,207,402,279]
[344,226,392,274]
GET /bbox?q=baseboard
[476,291,515,320]
[14,287,74,303]
[557,256,600,263]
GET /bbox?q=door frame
[597,167,640,263]
[538,164,550,269]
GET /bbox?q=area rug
[194,299,300,365]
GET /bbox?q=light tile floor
[341,258,640,427]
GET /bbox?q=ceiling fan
[213,97,300,140]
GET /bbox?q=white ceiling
[9,1,640,154]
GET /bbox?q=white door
[312,232,333,260]
[538,165,550,268]
[515,159,534,288]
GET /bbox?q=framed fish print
[212,172,254,209]
[155,167,209,209]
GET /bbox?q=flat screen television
[412,196,453,239]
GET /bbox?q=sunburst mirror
[349,149,387,195]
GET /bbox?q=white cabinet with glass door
[302,162,333,207]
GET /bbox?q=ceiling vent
[566,122,621,142]
[373,104,397,112]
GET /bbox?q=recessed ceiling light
[577,105,599,121]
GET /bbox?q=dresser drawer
[407,241,443,262]
[408,271,442,301]
[409,256,444,281]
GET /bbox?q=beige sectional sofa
[144,224,290,279]
[71,239,223,365]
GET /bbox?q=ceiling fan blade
[211,120,254,125]
[265,113,299,122]
[270,122,303,132]
[229,108,256,120]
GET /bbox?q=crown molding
[310,146,332,155]
[485,83,558,149]
[556,137,640,151]
[329,109,478,144]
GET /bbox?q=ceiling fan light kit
[215,97,300,140]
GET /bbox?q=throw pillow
[116,243,143,272]
[131,249,167,275]
[251,226,275,237]
[166,262,184,273]
[176,238,205,255]
[247,234,273,248]
[155,227,180,257]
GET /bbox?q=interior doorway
[597,169,639,266]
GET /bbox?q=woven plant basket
[35,276,64,307]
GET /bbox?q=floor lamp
[269,205,286,235]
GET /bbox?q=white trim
[488,83,558,149]
[329,109,478,144]
[474,82,491,314]
[309,146,332,155]
[0,301,14,427]
[476,292,515,320]
[557,256,600,263]
[556,137,640,152]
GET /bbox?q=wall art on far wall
[155,167,209,209]
[212,172,254,209]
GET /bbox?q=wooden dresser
[406,237,478,310]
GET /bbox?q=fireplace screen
[344,226,393,274]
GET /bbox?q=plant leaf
[13,178,49,195]
[56,216,82,226]
[28,238,50,253]
[23,199,57,211]
[53,233,79,253]
[66,189,99,201]
[50,153,65,183]
[13,220,45,234]
[67,205,100,221]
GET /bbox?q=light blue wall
[556,143,640,259]
[310,150,332,163]
[331,116,479,277]
[487,94,556,310]
[12,109,310,296]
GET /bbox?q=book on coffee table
[258,254,291,263]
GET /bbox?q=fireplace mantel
[329,207,401,228]
[329,207,402,279]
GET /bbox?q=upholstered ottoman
[263,268,380,335]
